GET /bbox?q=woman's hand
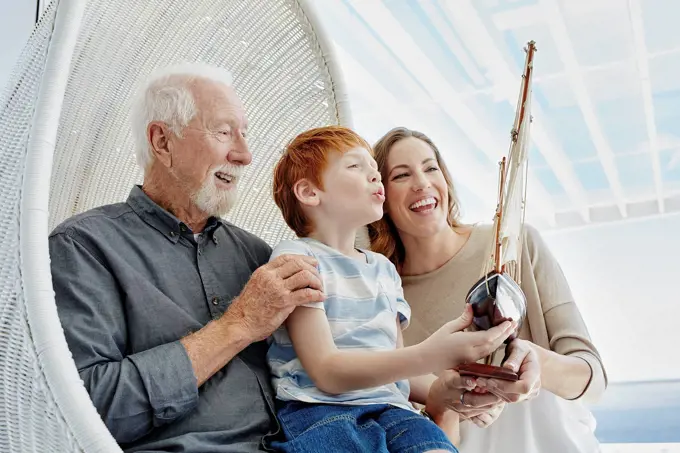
[476,338,541,404]
[467,401,506,428]
[425,369,505,424]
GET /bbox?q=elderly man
[49,63,325,452]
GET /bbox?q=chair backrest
[0,0,350,451]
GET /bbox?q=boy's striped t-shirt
[266,237,414,411]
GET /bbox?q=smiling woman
[368,126,607,453]
[369,128,463,267]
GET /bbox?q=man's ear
[293,179,320,207]
[148,121,173,168]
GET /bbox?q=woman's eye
[426,166,439,172]
[392,173,407,180]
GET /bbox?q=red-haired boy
[266,126,514,452]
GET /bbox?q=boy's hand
[419,304,515,371]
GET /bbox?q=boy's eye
[348,164,359,169]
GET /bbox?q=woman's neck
[400,225,472,276]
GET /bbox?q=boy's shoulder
[364,249,399,275]
[270,238,317,261]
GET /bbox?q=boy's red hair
[273,126,372,237]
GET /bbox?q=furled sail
[488,40,536,285]
[466,41,537,345]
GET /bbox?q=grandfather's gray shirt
[49,186,278,452]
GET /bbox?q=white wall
[0,1,36,89]
[543,214,680,383]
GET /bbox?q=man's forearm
[180,311,253,387]
[312,345,433,394]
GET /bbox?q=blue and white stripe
[267,238,414,411]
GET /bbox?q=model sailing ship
[458,41,537,382]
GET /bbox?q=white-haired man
[49,63,325,452]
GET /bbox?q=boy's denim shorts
[269,400,458,453]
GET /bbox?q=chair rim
[19,0,352,451]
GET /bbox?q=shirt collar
[126,185,224,243]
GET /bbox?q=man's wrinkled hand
[227,254,325,341]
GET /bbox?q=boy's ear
[293,178,320,207]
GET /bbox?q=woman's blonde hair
[368,127,462,269]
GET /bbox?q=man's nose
[228,135,252,166]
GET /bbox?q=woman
[368,127,607,453]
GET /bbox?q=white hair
[130,62,234,171]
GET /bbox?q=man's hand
[227,254,326,342]
[476,338,541,403]
[419,304,516,371]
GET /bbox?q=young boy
[267,126,514,453]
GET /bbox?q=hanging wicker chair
[0,0,351,450]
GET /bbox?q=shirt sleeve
[525,224,608,403]
[383,256,411,329]
[395,283,411,329]
[270,240,324,311]
[49,231,199,444]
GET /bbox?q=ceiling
[315,0,680,231]
[3,0,679,231]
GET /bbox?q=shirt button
[169,231,176,237]
[180,224,187,232]
[211,297,219,305]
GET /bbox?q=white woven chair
[0,0,352,451]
